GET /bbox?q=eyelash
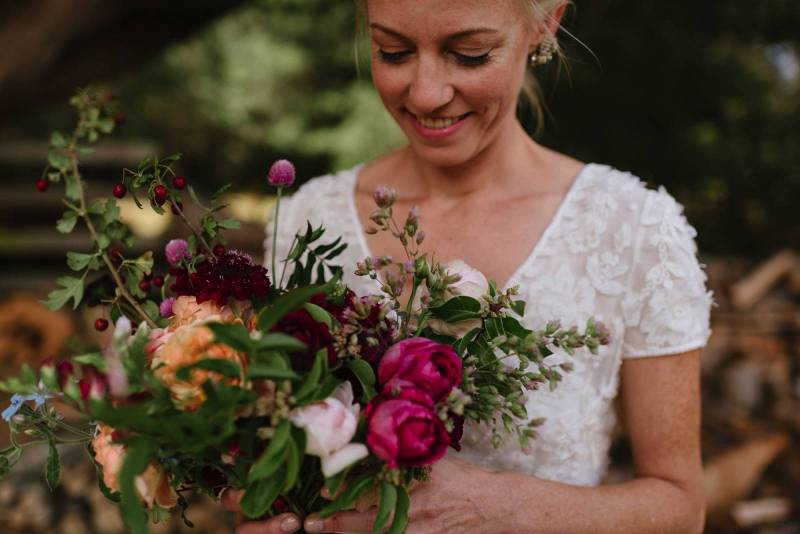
[378,49,492,67]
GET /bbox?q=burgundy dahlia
[273,308,336,371]
[169,250,271,306]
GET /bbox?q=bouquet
[0,88,609,533]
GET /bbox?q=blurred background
[0,0,798,532]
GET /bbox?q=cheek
[461,64,523,112]
[371,63,407,106]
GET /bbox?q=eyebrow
[369,23,499,42]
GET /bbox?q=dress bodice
[264,163,713,486]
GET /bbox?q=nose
[407,55,454,115]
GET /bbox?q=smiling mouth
[411,112,471,130]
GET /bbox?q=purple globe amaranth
[165,239,189,265]
[267,159,296,187]
[159,297,176,318]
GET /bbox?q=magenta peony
[377,337,461,403]
[365,389,449,468]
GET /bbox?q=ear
[545,1,569,35]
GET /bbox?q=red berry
[112,183,127,198]
[173,176,187,190]
[94,318,109,331]
[152,275,164,288]
[139,280,151,292]
[170,201,184,215]
[36,179,50,192]
[153,184,168,206]
[213,244,226,257]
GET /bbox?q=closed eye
[379,50,412,64]
[452,51,492,67]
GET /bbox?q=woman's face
[367,0,537,168]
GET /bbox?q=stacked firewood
[0,251,797,532]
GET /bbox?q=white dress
[264,163,713,486]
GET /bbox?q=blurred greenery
[2,0,799,255]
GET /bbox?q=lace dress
[263,163,713,486]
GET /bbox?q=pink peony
[267,159,296,187]
[378,337,461,403]
[365,390,449,468]
[289,382,368,477]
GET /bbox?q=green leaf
[248,362,300,380]
[241,466,286,519]
[348,359,377,402]
[131,252,153,276]
[103,199,121,224]
[454,328,481,356]
[87,200,105,215]
[430,296,482,323]
[319,475,373,518]
[175,359,242,382]
[500,317,532,338]
[42,276,84,310]
[511,299,526,317]
[294,349,325,402]
[64,175,81,201]
[206,322,253,353]
[217,218,241,230]
[325,468,349,498]
[20,363,36,386]
[254,333,307,352]
[210,183,232,203]
[45,439,60,492]
[118,438,153,534]
[303,302,334,329]
[50,131,69,148]
[66,251,100,271]
[282,436,300,492]
[373,482,397,534]
[47,150,70,172]
[257,282,332,332]
[56,211,78,234]
[387,486,410,534]
[248,420,291,483]
[72,352,107,372]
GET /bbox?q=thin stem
[271,187,283,282]
[68,134,157,329]
[172,201,213,256]
[279,234,298,289]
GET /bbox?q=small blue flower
[2,392,52,422]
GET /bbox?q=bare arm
[480,349,705,533]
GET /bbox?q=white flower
[289,382,368,477]
[427,260,489,338]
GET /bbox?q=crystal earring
[530,34,557,66]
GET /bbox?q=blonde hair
[353,0,571,134]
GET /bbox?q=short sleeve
[620,186,714,358]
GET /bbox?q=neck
[403,118,541,202]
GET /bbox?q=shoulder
[578,163,696,237]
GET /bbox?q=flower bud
[372,186,396,208]
[165,239,189,265]
[159,297,175,318]
[267,159,296,187]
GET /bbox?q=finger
[220,488,244,512]
[304,510,378,533]
[354,485,379,513]
[235,513,301,534]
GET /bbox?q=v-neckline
[346,162,591,291]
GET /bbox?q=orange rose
[150,324,247,410]
[91,424,178,508]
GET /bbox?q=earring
[530,34,557,66]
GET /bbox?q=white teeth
[416,115,460,129]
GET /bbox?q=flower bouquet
[0,88,609,533]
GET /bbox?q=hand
[303,455,491,534]
[220,488,302,534]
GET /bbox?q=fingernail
[281,516,300,532]
[305,518,323,532]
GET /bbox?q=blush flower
[289,382,369,477]
[426,259,489,337]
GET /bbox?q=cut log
[729,250,798,311]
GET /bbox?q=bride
[224,0,712,532]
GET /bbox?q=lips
[407,111,471,139]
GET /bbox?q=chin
[406,139,487,169]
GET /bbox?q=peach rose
[91,424,177,508]
[150,324,247,410]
